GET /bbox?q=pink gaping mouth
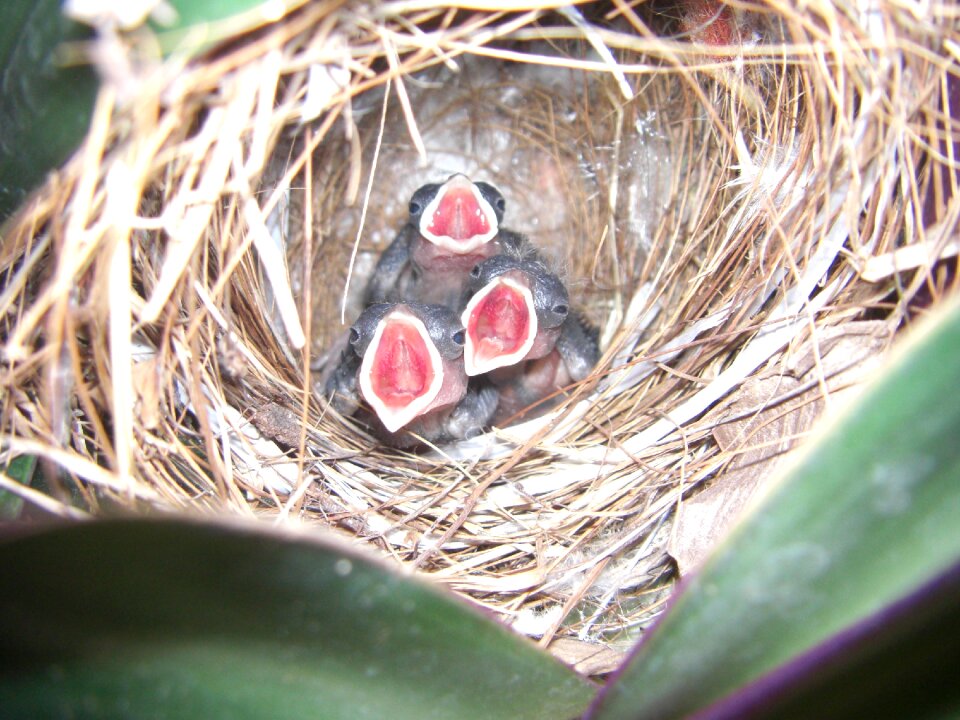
[461,275,537,376]
[358,309,443,432]
[419,175,499,254]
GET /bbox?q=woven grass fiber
[2,0,958,662]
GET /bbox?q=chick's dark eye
[470,265,482,278]
[409,200,422,215]
[495,198,506,213]
[349,328,360,344]
[553,304,569,317]
[452,330,465,346]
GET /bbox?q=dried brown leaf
[670,321,893,575]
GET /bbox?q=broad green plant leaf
[699,562,960,719]
[590,297,960,719]
[0,0,305,221]
[0,517,593,720]
[152,0,309,56]
[0,0,97,220]
[0,455,37,520]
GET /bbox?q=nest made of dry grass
[2,0,959,657]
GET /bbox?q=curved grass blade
[0,517,593,720]
[590,297,960,719]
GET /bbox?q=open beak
[358,309,444,433]
[461,275,537,376]
[419,174,499,254]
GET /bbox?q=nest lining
[1,1,958,653]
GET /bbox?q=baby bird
[365,174,528,308]
[460,254,570,378]
[325,303,497,446]
[491,312,600,424]
[460,254,599,423]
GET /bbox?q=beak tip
[379,413,409,434]
[419,176,499,249]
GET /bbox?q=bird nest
[2,1,958,662]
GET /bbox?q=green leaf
[0,455,36,520]
[704,563,960,719]
[153,1,309,56]
[0,0,305,222]
[0,0,98,221]
[0,517,593,720]
[591,297,960,719]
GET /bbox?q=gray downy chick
[325,302,498,446]
[460,254,599,423]
[364,174,530,308]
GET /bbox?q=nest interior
[2,1,959,658]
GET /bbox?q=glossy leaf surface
[0,0,97,219]
[700,562,960,719]
[0,518,593,720]
[0,0,303,221]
